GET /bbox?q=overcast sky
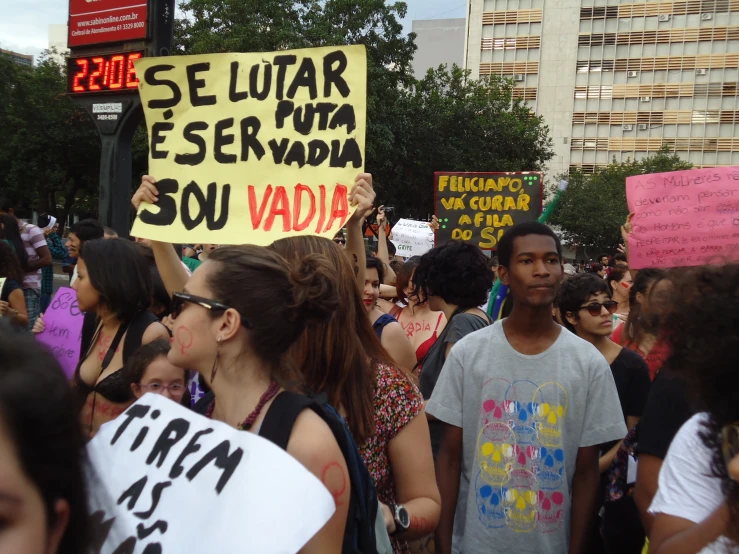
[0,0,467,61]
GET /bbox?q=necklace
[205,381,280,431]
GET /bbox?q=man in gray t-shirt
[427,223,626,554]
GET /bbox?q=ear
[564,311,578,328]
[131,383,141,398]
[218,308,244,342]
[635,291,644,305]
[498,265,510,286]
[45,499,70,554]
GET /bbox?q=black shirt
[634,371,693,460]
[610,347,651,423]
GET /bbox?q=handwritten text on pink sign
[36,287,84,379]
[626,166,739,269]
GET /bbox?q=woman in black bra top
[72,238,169,439]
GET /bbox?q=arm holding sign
[376,207,397,285]
[132,176,190,297]
[287,409,351,554]
[345,174,376,289]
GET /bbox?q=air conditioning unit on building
[622,124,634,131]
[658,14,671,21]
[638,124,649,130]
[627,70,638,78]
[641,96,651,102]
[696,68,708,75]
[701,13,713,20]
[514,74,525,82]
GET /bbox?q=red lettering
[315,185,327,233]
[264,186,291,232]
[248,185,273,229]
[323,185,349,233]
[293,184,316,231]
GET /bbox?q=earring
[210,337,221,383]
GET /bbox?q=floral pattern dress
[358,362,424,554]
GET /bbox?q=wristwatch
[390,504,410,535]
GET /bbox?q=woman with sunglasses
[558,273,651,553]
[647,264,739,554]
[73,239,170,439]
[167,245,351,553]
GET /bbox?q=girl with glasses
[125,340,188,405]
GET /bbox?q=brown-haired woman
[272,236,441,554]
[167,244,351,553]
[607,265,633,326]
[0,241,29,327]
[387,257,447,371]
[611,268,668,380]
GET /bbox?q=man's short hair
[497,222,562,268]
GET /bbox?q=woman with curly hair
[411,241,493,455]
[647,263,739,553]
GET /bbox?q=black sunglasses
[333,239,346,245]
[171,292,251,328]
[578,300,619,317]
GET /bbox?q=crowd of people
[0,173,737,554]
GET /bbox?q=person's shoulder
[668,412,711,456]
[453,319,498,349]
[557,327,612,371]
[374,361,421,397]
[614,347,649,372]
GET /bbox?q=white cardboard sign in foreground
[86,394,335,554]
[391,218,435,257]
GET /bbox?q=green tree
[0,51,102,228]
[550,147,693,251]
[377,65,553,217]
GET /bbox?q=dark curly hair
[497,222,562,268]
[412,241,493,309]
[556,273,611,334]
[660,263,739,529]
[607,266,630,297]
[365,254,385,284]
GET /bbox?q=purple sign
[37,287,84,379]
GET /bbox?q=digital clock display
[68,52,143,94]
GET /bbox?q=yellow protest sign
[131,45,367,244]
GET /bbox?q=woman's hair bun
[289,253,340,322]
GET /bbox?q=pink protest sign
[36,287,84,379]
[626,166,739,269]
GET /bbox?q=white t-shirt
[649,412,737,553]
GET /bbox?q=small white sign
[92,102,123,114]
[86,394,335,554]
[391,218,435,257]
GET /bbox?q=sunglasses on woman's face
[333,239,346,245]
[171,292,251,328]
[578,300,619,317]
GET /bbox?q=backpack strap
[258,391,316,450]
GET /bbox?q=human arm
[132,176,190,296]
[434,424,462,554]
[568,446,600,554]
[288,409,351,554]
[5,289,28,327]
[380,322,417,374]
[27,244,52,271]
[385,410,441,540]
[345,173,375,289]
[375,207,396,285]
[599,414,640,473]
[651,507,732,554]
[634,454,663,534]
[142,321,171,344]
[379,284,399,298]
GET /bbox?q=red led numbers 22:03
[69,52,142,94]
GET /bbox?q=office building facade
[0,49,33,67]
[464,0,739,176]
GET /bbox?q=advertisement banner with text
[626,166,739,269]
[131,45,367,245]
[68,0,148,47]
[434,172,543,249]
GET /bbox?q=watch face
[396,505,411,529]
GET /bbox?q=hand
[376,205,387,228]
[617,243,628,259]
[428,214,440,232]
[379,502,397,535]
[32,313,45,334]
[621,212,634,244]
[348,173,376,223]
[132,175,159,211]
[0,301,8,316]
[43,227,53,237]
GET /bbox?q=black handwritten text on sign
[434,172,543,249]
